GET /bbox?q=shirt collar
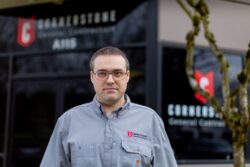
[92,94,131,117]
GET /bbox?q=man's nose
[106,74,115,82]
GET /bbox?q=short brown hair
[89,46,130,71]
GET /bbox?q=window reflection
[0,58,8,153]
[12,83,56,167]
[64,80,94,111]
[13,52,91,75]
[126,48,145,105]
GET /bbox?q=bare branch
[183,0,223,117]
[176,0,193,20]
[239,45,250,127]
[194,0,231,117]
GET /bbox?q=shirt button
[105,145,112,149]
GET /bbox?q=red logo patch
[194,70,214,104]
[128,131,133,137]
[127,131,147,139]
[17,17,35,47]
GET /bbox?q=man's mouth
[104,88,117,90]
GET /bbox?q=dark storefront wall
[0,57,8,166]
[0,0,148,166]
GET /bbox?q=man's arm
[151,114,178,167]
[40,118,71,167]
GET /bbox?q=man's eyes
[97,71,107,76]
[113,71,123,76]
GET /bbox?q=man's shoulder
[130,102,163,119]
[130,102,157,115]
[69,102,92,111]
[58,102,93,120]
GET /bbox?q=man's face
[90,55,130,106]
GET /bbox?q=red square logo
[194,70,214,104]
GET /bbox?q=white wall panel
[159,0,250,52]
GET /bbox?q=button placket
[103,120,114,167]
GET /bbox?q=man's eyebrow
[96,69,125,71]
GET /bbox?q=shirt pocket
[71,143,96,167]
[120,140,153,167]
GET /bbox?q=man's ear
[127,70,130,81]
[90,71,94,83]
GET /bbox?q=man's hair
[89,46,130,71]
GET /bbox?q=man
[40,46,178,167]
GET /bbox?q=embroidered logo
[127,131,147,140]
[128,131,133,137]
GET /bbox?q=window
[162,46,244,161]
[13,52,91,75]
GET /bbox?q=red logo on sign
[128,131,133,137]
[17,17,35,47]
[194,70,214,104]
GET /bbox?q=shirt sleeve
[151,113,178,167]
[40,117,71,167]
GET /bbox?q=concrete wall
[159,0,250,52]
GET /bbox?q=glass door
[11,81,59,167]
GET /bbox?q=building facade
[0,0,249,166]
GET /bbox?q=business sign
[162,47,242,160]
[0,0,146,53]
[162,47,242,128]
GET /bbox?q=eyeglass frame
[91,70,129,81]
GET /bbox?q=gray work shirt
[40,95,178,167]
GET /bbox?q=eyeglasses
[92,70,128,81]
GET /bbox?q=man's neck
[101,96,126,114]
